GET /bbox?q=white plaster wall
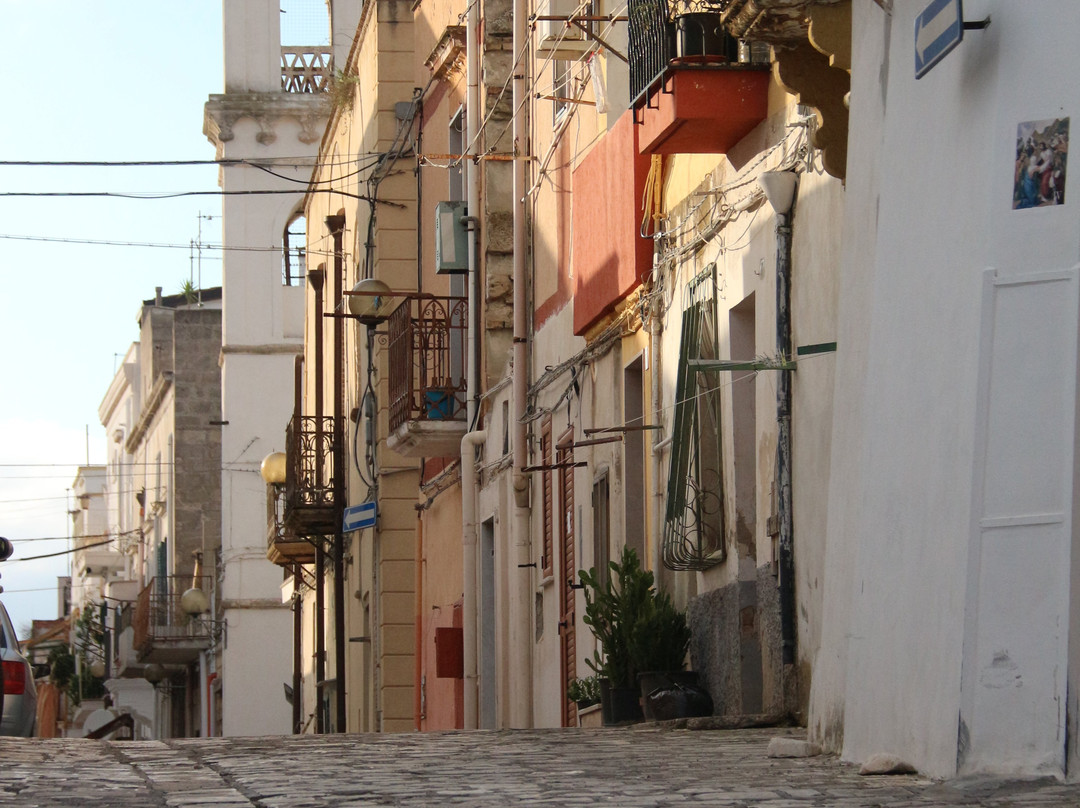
[221,608,294,735]
[214,121,319,738]
[816,0,1080,778]
[222,0,280,93]
[788,167,843,706]
[808,1,886,755]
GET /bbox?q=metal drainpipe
[775,211,795,667]
[462,1,485,732]
[461,430,487,729]
[414,512,424,731]
[309,267,327,734]
[292,357,304,735]
[511,0,533,729]
[293,567,303,734]
[465,0,481,430]
[327,214,348,733]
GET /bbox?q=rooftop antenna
[193,212,219,307]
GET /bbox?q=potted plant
[567,675,601,709]
[579,546,694,724]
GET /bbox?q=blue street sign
[343,500,377,532]
[915,0,963,80]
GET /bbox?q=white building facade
[811,0,1080,779]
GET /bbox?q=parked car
[0,600,37,736]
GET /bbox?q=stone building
[94,287,223,738]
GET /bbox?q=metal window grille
[662,263,726,570]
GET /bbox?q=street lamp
[346,278,399,326]
[260,452,287,486]
[143,663,166,686]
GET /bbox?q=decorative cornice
[204,92,330,148]
[769,0,851,180]
[426,26,467,81]
[719,0,848,43]
[219,342,304,367]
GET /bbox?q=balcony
[133,576,213,665]
[386,295,468,457]
[630,3,769,155]
[267,481,317,566]
[74,535,125,578]
[281,414,337,540]
[281,47,332,93]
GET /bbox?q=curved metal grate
[662,264,726,571]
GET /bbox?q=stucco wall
[814,0,1080,778]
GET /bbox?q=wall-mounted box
[435,626,464,678]
[435,201,469,274]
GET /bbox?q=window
[553,60,571,122]
[662,263,725,570]
[283,214,307,286]
[623,357,645,561]
[592,473,610,590]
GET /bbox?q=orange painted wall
[570,110,653,335]
[418,485,464,730]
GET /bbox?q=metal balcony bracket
[567,19,629,63]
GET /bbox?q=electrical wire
[0,188,384,201]
[4,539,116,563]
[0,156,382,168]
[0,233,342,261]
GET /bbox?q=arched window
[283,213,307,286]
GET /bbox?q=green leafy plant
[579,546,690,689]
[180,279,198,304]
[328,69,360,111]
[567,675,601,707]
[47,643,105,706]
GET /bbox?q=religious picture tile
[1014,117,1068,209]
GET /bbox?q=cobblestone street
[2,727,1079,807]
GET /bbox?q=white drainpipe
[511,0,533,728]
[465,0,481,429]
[650,293,664,575]
[461,429,487,730]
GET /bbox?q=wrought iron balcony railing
[387,295,468,434]
[281,47,332,93]
[283,414,337,537]
[133,576,213,657]
[629,0,755,105]
[267,481,317,565]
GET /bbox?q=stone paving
[2,727,1079,807]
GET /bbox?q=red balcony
[629,7,770,155]
[386,294,468,458]
[635,66,770,155]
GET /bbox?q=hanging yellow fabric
[640,154,664,236]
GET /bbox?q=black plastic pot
[638,671,713,721]
[599,678,644,726]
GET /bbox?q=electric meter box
[435,201,469,274]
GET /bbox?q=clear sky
[0,1,225,634]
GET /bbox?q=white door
[961,267,1079,776]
